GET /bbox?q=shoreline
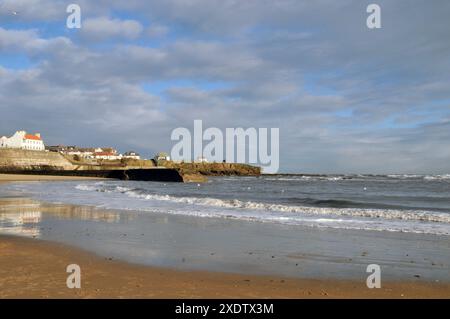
[0,173,107,183]
[1,234,450,298]
[1,174,450,298]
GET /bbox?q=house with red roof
[0,130,45,151]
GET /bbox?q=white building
[92,150,123,160]
[0,131,45,151]
[66,150,94,157]
[196,156,209,163]
[154,152,171,162]
[0,136,7,147]
[123,151,141,160]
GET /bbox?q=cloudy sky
[1,0,449,173]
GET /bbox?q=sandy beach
[1,234,450,299]
[1,174,450,299]
[0,174,106,183]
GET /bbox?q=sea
[3,174,450,236]
[1,174,449,280]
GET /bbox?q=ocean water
[1,174,450,280]
[2,174,450,236]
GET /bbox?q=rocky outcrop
[162,162,261,177]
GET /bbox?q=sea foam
[75,184,450,224]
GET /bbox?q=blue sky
[1,0,450,173]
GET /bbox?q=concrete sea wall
[0,148,74,171]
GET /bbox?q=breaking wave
[262,174,450,182]
[74,184,450,224]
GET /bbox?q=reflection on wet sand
[0,198,126,239]
[0,211,41,238]
[43,204,124,223]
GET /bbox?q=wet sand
[1,234,450,298]
[1,175,450,298]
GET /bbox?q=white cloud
[1,1,450,173]
[0,27,72,54]
[0,0,65,21]
[81,17,143,40]
[147,24,169,38]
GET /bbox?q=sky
[0,0,449,174]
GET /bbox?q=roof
[24,134,41,141]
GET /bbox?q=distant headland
[0,130,261,182]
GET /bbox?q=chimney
[35,133,41,138]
